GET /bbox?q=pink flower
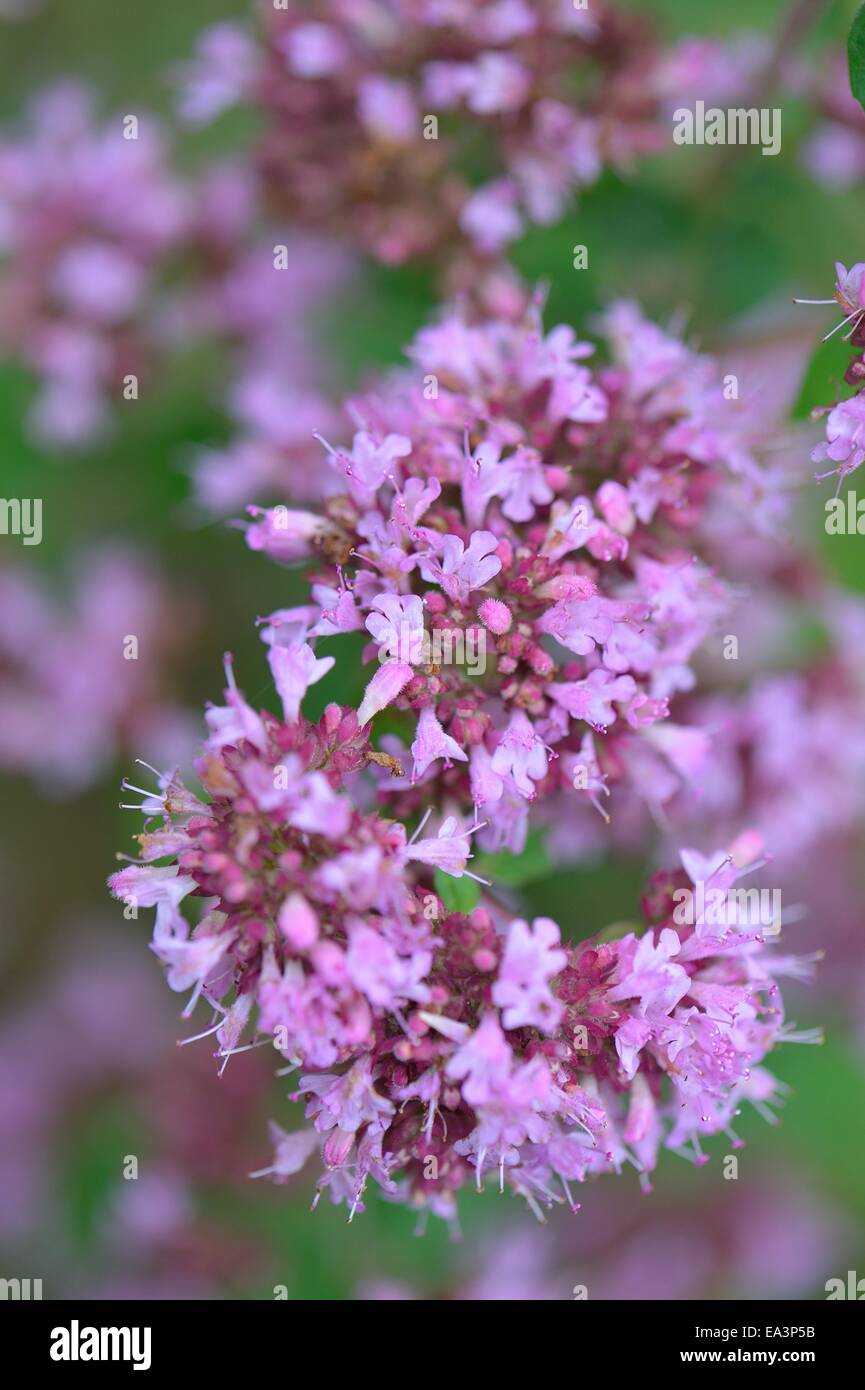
[204,655,268,753]
[302,1057,395,1134]
[108,865,195,936]
[419,531,502,603]
[245,507,334,563]
[492,917,566,1033]
[470,742,505,809]
[346,923,431,1009]
[466,53,531,115]
[549,670,638,732]
[366,593,426,664]
[491,710,548,799]
[278,894,319,951]
[459,179,524,254]
[357,76,417,144]
[812,395,865,487]
[281,23,348,79]
[403,814,480,878]
[537,593,645,660]
[834,260,865,314]
[608,928,690,1016]
[447,1014,554,1161]
[52,242,145,321]
[173,23,257,125]
[411,706,469,780]
[257,1124,321,1179]
[244,295,784,847]
[335,430,412,506]
[153,925,231,1004]
[268,641,334,723]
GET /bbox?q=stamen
[822,308,862,342]
[177,1019,222,1046]
[222,652,237,694]
[408,807,433,845]
[121,780,159,799]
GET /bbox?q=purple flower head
[492,916,567,1033]
[111,716,812,1224]
[179,2,670,276]
[812,395,865,489]
[246,297,778,852]
[0,84,188,448]
[0,547,195,791]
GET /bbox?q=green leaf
[61,1105,140,1250]
[475,828,551,888]
[434,868,480,914]
[790,331,855,421]
[849,4,865,117]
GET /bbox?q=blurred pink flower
[0,547,196,791]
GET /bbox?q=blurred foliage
[849,2,865,114]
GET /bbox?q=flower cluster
[0,79,351,481]
[653,30,771,111]
[684,658,865,865]
[800,52,865,190]
[180,226,353,514]
[244,297,783,855]
[82,2,850,1237]
[651,27,865,194]
[0,547,194,792]
[109,661,810,1223]
[175,4,667,280]
[0,84,188,447]
[797,262,865,491]
[544,577,865,871]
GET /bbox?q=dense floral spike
[109,662,809,1223]
[245,297,785,855]
[175,3,667,285]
